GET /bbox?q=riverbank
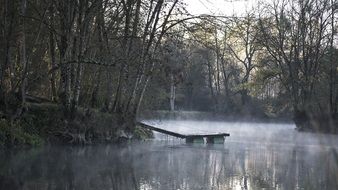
[0,103,152,147]
[294,111,338,134]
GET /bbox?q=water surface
[1,120,338,190]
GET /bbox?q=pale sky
[184,0,261,16]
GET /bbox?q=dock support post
[206,136,225,144]
[186,137,204,144]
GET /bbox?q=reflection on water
[1,120,338,190]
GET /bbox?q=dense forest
[0,0,337,145]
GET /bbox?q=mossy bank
[0,103,152,147]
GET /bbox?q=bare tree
[258,0,334,116]
[227,13,259,105]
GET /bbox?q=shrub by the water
[0,119,43,147]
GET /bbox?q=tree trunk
[105,70,114,111]
[329,0,335,114]
[58,0,75,117]
[206,59,217,110]
[73,0,86,108]
[0,0,15,113]
[49,4,57,101]
[90,68,102,107]
[169,73,176,111]
[19,0,27,107]
[113,0,133,113]
[123,0,142,113]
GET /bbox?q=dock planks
[137,122,230,143]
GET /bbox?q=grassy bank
[0,103,152,147]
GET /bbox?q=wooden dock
[137,122,230,144]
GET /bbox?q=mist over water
[1,120,338,190]
[146,120,338,147]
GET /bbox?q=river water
[1,120,338,190]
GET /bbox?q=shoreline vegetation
[1,102,337,148]
[294,111,338,134]
[0,103,153,147]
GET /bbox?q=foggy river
[1,120,338,190]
